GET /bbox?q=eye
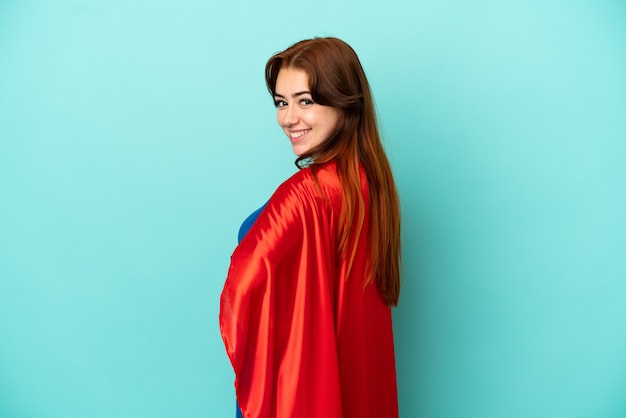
[274,100,287,108]
[299,98,314,106]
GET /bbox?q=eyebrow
[274,91,311,99]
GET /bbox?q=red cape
[220,163,398,417]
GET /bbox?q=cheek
[325,112,341,135]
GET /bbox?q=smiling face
[274,67,341,156]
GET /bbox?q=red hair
[265,37,401,306]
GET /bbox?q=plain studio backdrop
[1,1,625,417]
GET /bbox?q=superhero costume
[220,162,398,417]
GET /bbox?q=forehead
[275,68,310,94]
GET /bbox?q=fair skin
[274,67,341,156]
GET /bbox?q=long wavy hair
[265,37,401,306]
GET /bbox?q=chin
[292,146,310,156]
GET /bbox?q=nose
[279,104,299,128]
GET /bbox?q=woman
[220,37,401,418]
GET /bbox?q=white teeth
[290,129,310,139]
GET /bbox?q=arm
[220,173,343,418]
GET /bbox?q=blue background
[1,1,625,417]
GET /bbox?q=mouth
[289,129,311,141]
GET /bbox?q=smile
[289,129,311,139]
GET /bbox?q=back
[220,162,398,417]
